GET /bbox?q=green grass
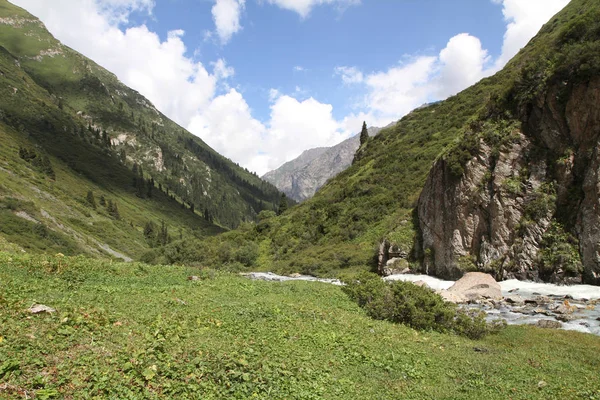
[0,252,599,399]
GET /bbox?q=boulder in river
[445,272,502,301]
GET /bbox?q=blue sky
[13,0,570,174]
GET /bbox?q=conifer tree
[158,221,169,246]
[144,221,156,246]
[40,155,55,179]
[278,193,288,215]
[86,190,96,209]
[360,121,369,146]
[147,177,154,198]
[99,195,106,206]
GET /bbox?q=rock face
[418,77,600,285]
[263,126,384,202]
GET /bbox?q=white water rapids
[244,272,600,336]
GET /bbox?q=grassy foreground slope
[1,252,599,399]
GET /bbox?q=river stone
[446,272,502,301]
[504,295,525,305]
[535,320,563,329]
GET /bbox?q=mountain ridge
[0,0,281,258]
[263,125,384,202]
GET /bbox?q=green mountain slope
[0,0,281,229]
[145,0,600,282]
[0,0,282,258]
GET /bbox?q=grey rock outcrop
[418,77,600,285]
[263,126,385,202]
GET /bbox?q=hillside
[0,0,282,258]
[1,252,599,398]
[146,0,600,285]
[263,126,383,202]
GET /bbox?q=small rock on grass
[28,304,56,314]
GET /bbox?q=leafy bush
[342,272,503,339]
[538,222,583,280]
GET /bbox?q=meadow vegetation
[1,252,599,399]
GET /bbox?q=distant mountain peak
[263,125,389,202]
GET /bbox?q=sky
[12,0,570,175]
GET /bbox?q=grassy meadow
[1,252,599,399]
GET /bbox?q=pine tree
[278,193,288,215]
[86,190,96,209]
[144,221,156,246]
[99,195,106,206]
[132,163,138,187]
[147,177,154,198]
[107,200,120,219]
[40,155,55,179]
[111,202,120,220]
[360,121,369,146]
[158,221,169,246]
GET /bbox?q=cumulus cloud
[265,0,360,18]
[211,0,245,44]
[435,33,489,98]
[188,89,265,168]
[265,95,347,167]
[212,58,235,80]
[494,0,571,69]
[188,89,350,175]
[334,66,363,85]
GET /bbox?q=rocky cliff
[418,70,600,285]
[263,126,383,202]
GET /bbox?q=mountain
[0,0,281,258]
[147,0,600,286]
[263,125,384,202]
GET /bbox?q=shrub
[342,272,504,339]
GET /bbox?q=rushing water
[387,274,600,336]
[243,272,600,335]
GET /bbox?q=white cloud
[211,0,245,44]
[212,58,235,80]
[266,0,360,18]
[436,33,489,98]
[334,66,363,85]
[188,89,265,169]
[293,65,306,71]
[187,90,348,175]
[265,95,346,166]
[494,0,571,69]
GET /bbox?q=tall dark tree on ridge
[359,121,369,146]
[278,193,288,215]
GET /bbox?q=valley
[1,0,600,397]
